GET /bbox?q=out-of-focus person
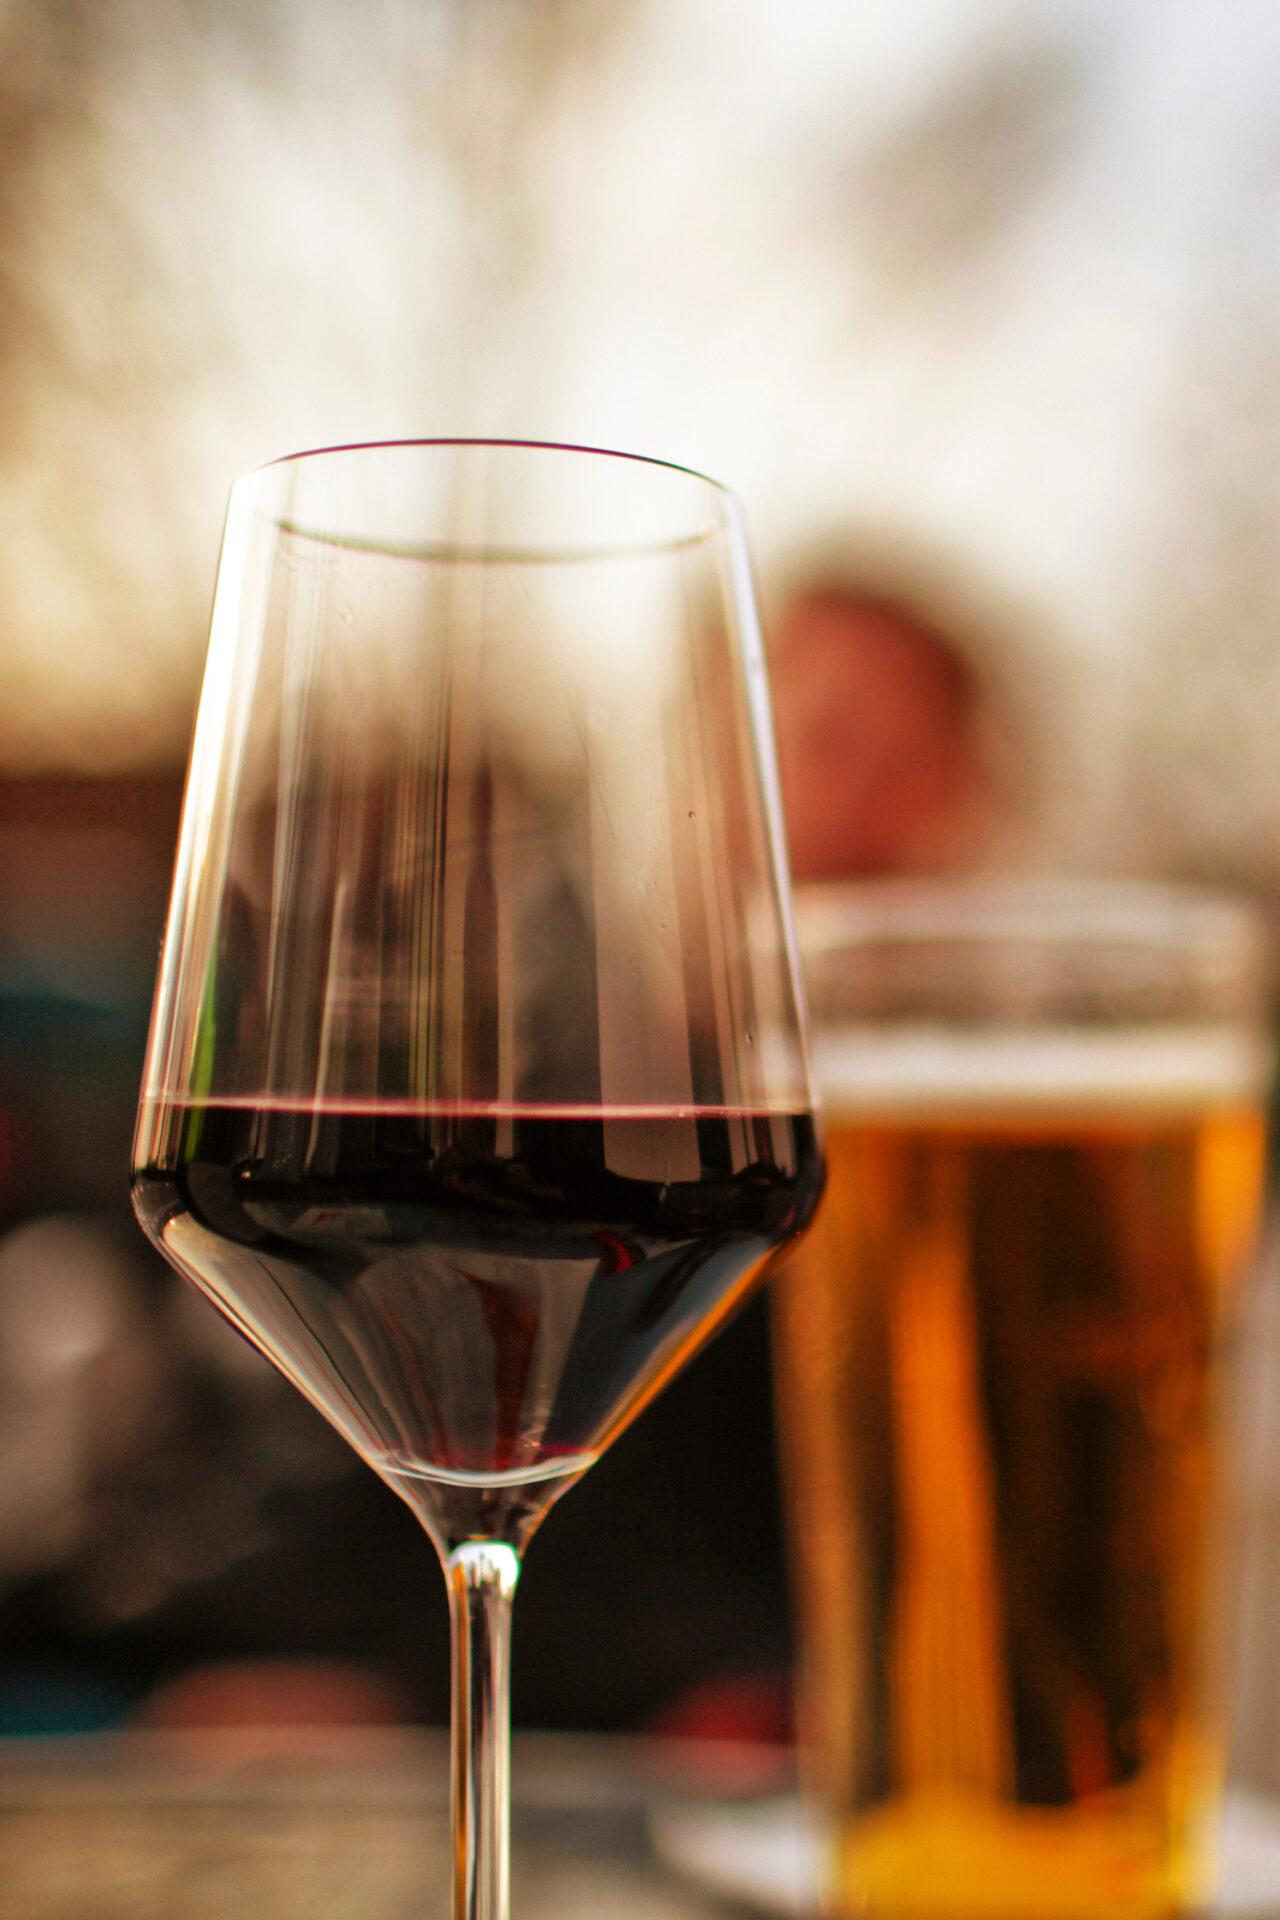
[771,589,994,882]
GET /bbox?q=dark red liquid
[132,1103,821,1501]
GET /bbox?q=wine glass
[131,440,823,1920]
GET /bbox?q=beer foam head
[812,1023,1273,1118]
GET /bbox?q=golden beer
[778,890,1271,1920]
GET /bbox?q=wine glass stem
[445,1540,522,1920]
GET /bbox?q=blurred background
[1,0,1280,1780]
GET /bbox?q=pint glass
[775,882,1272,1920]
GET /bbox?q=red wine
[132,1101,822,1537]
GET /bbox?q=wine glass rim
[246,435,736,499]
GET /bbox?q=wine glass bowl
[131,440,822,1920]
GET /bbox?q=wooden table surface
[0,1728,752,1920]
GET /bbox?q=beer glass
[775,880,1272,1920]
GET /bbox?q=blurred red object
[137,1659,408,1731]
[642,1672,795,1796]
[645,1671,793,1746]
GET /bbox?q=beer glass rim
[793,877,1265,964]
[793,877,1272,1043]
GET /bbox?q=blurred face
[770,592,989,881]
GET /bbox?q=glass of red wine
[131,439,823,1920]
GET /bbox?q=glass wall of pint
[775,882,1273,1920]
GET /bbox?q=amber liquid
[775,1099,1265,1920]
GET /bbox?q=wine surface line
[139,1095,806,1120]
